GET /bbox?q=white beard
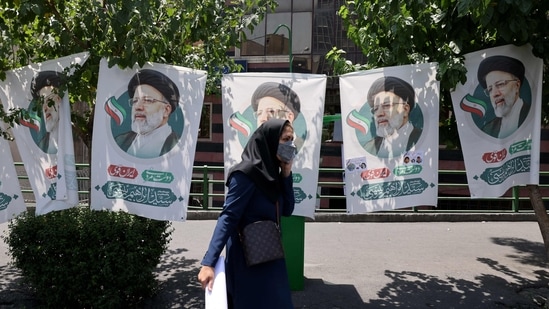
[45,117,58,133]
[376,111,405,138]
[132,109,164,135]
[493,101,513,118]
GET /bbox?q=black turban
[31,71,63,100]
[477,55,525,89]
[251,82,301,117]
[128,69,180,114]
[367,76,415,110]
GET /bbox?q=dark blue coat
[202,171,295,308]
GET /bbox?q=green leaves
[3,207,173,308]
[0,0,277,143]
[336,0,549,148]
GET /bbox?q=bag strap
[276,201,280,226]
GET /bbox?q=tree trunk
[527,184,549,260]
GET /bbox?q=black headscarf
[227,119,290,203]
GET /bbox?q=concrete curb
[186,210,538,222]
[23,206,539,222]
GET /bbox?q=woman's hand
[197,265,215,291]
[280,160,292,178]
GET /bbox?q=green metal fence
[186,166,548,213]
[14,163,548,213]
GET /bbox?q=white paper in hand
[205,255,228,309]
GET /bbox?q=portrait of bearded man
[362,76,422,158]
[115,69,180,158]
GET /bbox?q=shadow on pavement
[365,237,549,308]
[0,265,40,308]
[293,237,549,309]
[370,270,516,308]
[1,237,548,308]
[141,247,204,309]
[490,237,547,268]
[292,278,365,309]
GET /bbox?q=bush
[1,207,173,308]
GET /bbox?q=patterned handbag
[240,202,284,266]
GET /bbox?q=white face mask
[277,140,296,163]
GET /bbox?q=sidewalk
[1,217,548,308]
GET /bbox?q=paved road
[1,219,548,308]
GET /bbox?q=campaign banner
[450,44,542,198]
[0,53,88,215]
[91,59,206,221]
[222,73,327,219]
[0,123,27,223]
[340,63,440,213]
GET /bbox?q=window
[293,0,313,12]
[241,19,266,56]
[198,103,212,140]
[275,0,291,12]
[292,12,312,55]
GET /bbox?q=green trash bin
[281,215,305,291]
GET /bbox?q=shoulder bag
[240,202,285,266]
